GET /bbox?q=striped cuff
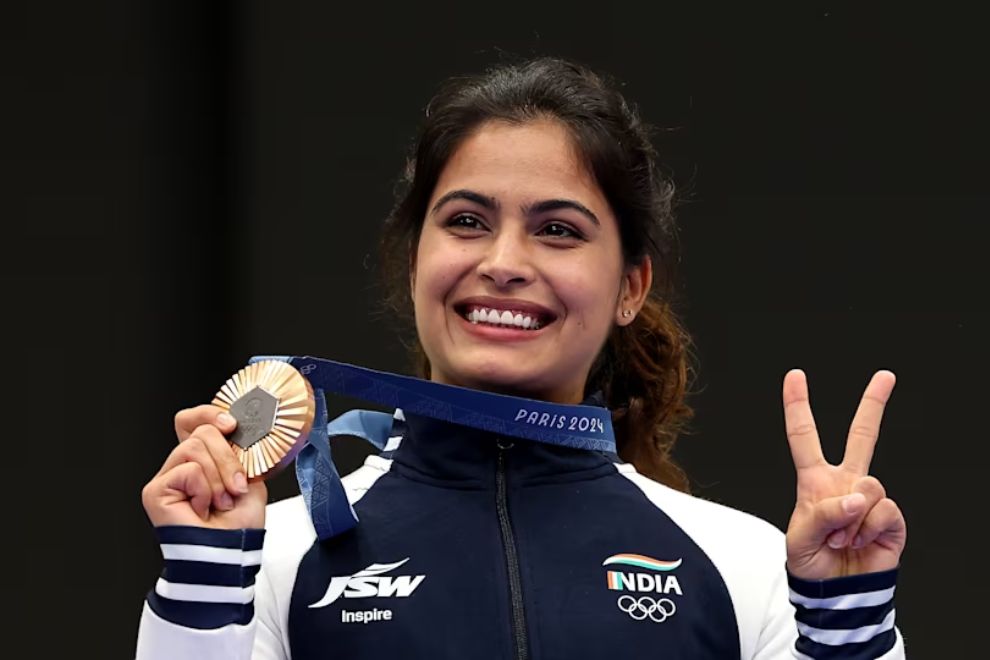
[146,526,265,630]
[788,567,898,659]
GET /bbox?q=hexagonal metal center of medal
[228,386,278,449]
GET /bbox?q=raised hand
[141,405,267,530]
[783,369,907,580]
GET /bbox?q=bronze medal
[211,360,315,481]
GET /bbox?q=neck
[429,373,586,405]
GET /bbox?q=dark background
[6,2,985,657]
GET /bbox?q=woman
[137,58,907,659]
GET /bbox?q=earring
[622,310,633,318]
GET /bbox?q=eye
[446,213,487,232]
[538,222,583,240]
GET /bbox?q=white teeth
[463,307,544,330]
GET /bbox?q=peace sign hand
[783,369,907,580]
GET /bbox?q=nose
[476,224,535,289]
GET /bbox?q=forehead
[432,119,608,208]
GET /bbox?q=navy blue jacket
[137,409,904,659]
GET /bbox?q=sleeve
[752,565,907,659]
[785,567,905,659]
[134,526,287,660]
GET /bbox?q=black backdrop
[6,3,986,657]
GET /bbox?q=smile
[464,307,542,329]
[454,302,557,332]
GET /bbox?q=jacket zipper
[496,440,529,660]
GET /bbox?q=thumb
[231,480,268,526]
[211,478,268,529]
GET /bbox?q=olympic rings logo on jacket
[616,595,677,623]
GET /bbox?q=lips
[453,297,558,328]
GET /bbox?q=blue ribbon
[249,355,615,540]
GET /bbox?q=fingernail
[234,472,249,494]
[217,412,236,427]
[842,494,865,514]
[827,531,846,549]
[219,492,234,510]
[852,534,863,549]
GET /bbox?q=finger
[782,369,826,469]
[175,405,237,442]
[806,492,867,549]
[190,424,249,497]
[839,476,887,547]
[842,370,896,475]
[161,462,213,521]
[851,498,906,550]
[157,435,233,511]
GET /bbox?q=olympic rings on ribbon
[616,595,677,623]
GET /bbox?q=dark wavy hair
[379,57,695,491]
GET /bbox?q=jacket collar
[388,391,618,488]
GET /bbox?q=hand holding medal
[142,360,315,530]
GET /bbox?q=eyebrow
[431,189,499,214]
[430,189,600,226]
[523,199,600,227]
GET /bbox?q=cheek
[573,286,615,331]
[554,259,622,329]
[412,237,469,316]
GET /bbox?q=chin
[463,368,572,402]
[469,368,539,390]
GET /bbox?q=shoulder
[614,463,785,562]
[615,463,790,655]
[341,454,395,503]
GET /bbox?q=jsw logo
[309,558,425,609]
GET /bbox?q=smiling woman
[381,67,694,489]
[137,57,907,659]
[416,120,646,402]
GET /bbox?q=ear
[615,256,652,326]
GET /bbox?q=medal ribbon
[249,355,616,540]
